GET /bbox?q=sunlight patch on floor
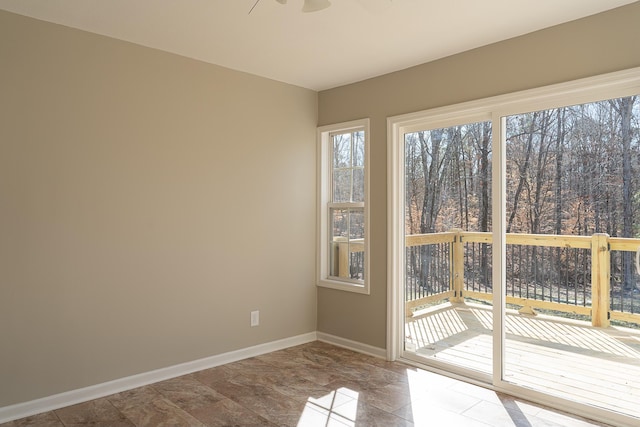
[405,308,468,349]
[298,388,359,427]
[467,306,640,359]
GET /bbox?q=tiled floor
[1,341,615,427]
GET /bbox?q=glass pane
[327,128,366,282]
[333,133,351,168]
[349,209,365,281]
[330,209,349,278]
[349,209,364,240]
[352,168,364,202]
[502,96,640,419]
[333,169,352,203]
[403,120,493,375]
[331,208,348,239]
[353,131,365,167]
[405,122,492,234]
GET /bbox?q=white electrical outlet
[251,310,259,327]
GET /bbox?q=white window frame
[317,118,370,294]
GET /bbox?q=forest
[405,95,640,306]
[406,96,639,237]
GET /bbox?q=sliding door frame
[387,67,640,427]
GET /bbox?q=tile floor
[1,341,616,427]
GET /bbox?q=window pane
[502,95,640,418]
[333,133,351,168]
[352,168,364,202]
[329,208,365,280]
[333,169,352,202]
[331,208,348,239]
[353,131,365,167]
[349,209,364,239]
[349,209,365,280]
[330,209,348,277]
[505,97,640,237]
[404,121,492,234]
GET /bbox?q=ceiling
[0,0,636,91]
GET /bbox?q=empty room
[1,1,640,426]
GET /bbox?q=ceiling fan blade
[302,0,331,13]
[248,0,261,15]
[249,0,287,14]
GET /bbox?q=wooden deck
[405,302,640,419]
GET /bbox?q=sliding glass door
[388,68,640,426]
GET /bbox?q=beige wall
[317,2,640,349]
[3,1,640,409]
[0,11,317,406]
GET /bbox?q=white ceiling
[0,0,636,91]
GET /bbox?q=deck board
[405,302,640,419]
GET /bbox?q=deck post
[338,238,349,278]
[451,228,464,303]
[331,237,350,278]
[591,233,610,328]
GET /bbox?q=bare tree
[611,96,637,290]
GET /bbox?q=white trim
[491,114,507,386]
[389,67,640,130]
[386,115,405,362]
[317,118,371,294]
[0,332,317,424]
[317,278,370,294]
[316,332,387,359]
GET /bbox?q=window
[318,119,370,293]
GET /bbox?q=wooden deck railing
[331,237,364,279]
[409,230,640,326]
[337,231,640,327]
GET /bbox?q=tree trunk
[507,112,538,233]
[615,97,636,290]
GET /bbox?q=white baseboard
[316,332,387,359]
[0,332,317,424]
